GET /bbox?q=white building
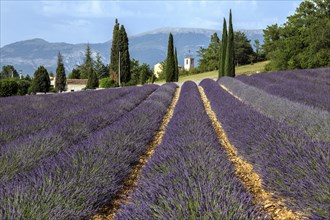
[184,55,194,71]
[66,79,88,92]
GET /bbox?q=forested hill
[0,28,263,75]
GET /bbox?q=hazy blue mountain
[0,27,263,75]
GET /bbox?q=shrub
[99,78,116,88]
[16,80,31,96]
[0,79,18,97]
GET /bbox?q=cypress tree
[55,51,66,92]
[225,10,235,77]
[219,18,227,78]
[165,33,175,82]
[85,44,98,89]
[32,66,50,93]
[110,19,120,81]
[119,25,131,83]
[86,66,98,89]
[174,47,179,82]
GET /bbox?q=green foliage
[234,31,254,66]
[165,33,176,82]
[24,75,32,81]
[80,44,93,79]
[110,19,120,81]
[0,79,18,97]
[219,18,227,78]
[130,59,153,85]
[31,66,50,94]
[94,53,108,79]
[263,0,330,70]
[0,65,19,79]
[99,77,117,88]
[139,63,153,85]
[68,68,80,79]
[86,68,98,89]
[119,25,131,83]
[55,52,67,92]
[174,48,179,82]
[225,9,235,77]
[16,80,31,96]
[198,32,221,73]
[253,39,266,62]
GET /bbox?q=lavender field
[1,68,329,219]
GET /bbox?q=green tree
[225,9,235,77]
[99,77,116,88]
[68,68,80,79]
[16,80,31,96]
[31,66,50,93]
[234,31,254,66]
[80,44,93,79]
[165,33,176,82]
[219,18,227,78]
[0,65,19,79]
[110,19,120,81]
[0,79,18,97]
[263,0,330,70]
[86,67,99,89]
[24,75,32,81]
[55,52,66,92]
[94,53,108,79]
[139,63,153,85]
[198,32,221,73]
[118,25,131,83]
[130,59,141,85]
[174,47,179,82]
[254,39,265,62]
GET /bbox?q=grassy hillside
[157,61,269,83]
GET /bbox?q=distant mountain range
[0,27,263,75]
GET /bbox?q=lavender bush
[236,68,330,111]
[116,81,265,220]
[0,83,177,219]
[0,84,158,183]
[0,87,136,144]
[200,79,329,219]
[218,77,330,142]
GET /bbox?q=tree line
[263,0,329,71]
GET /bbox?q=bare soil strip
[198,86,307,220]
[91,88,181,220]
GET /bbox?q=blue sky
[1,0,302,47]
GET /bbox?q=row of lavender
[0,83,177,219]
[236,68,330,111]
[0,88,130,127]
[0,87,136,145]
[116,81,265,219]
[0,84,158,183]
[201,79,329,219]
[218,77,330,142]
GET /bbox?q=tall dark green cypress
[110,19,120,81]
[119,25,131,83]
[85,44,98,89]
[55,51,66,92]
[165,33,175,82]
[174,47,179,82]
[225,10,235,77]
[219,18,227,78]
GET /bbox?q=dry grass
[198,86,307,220]
[156,61,269,84]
